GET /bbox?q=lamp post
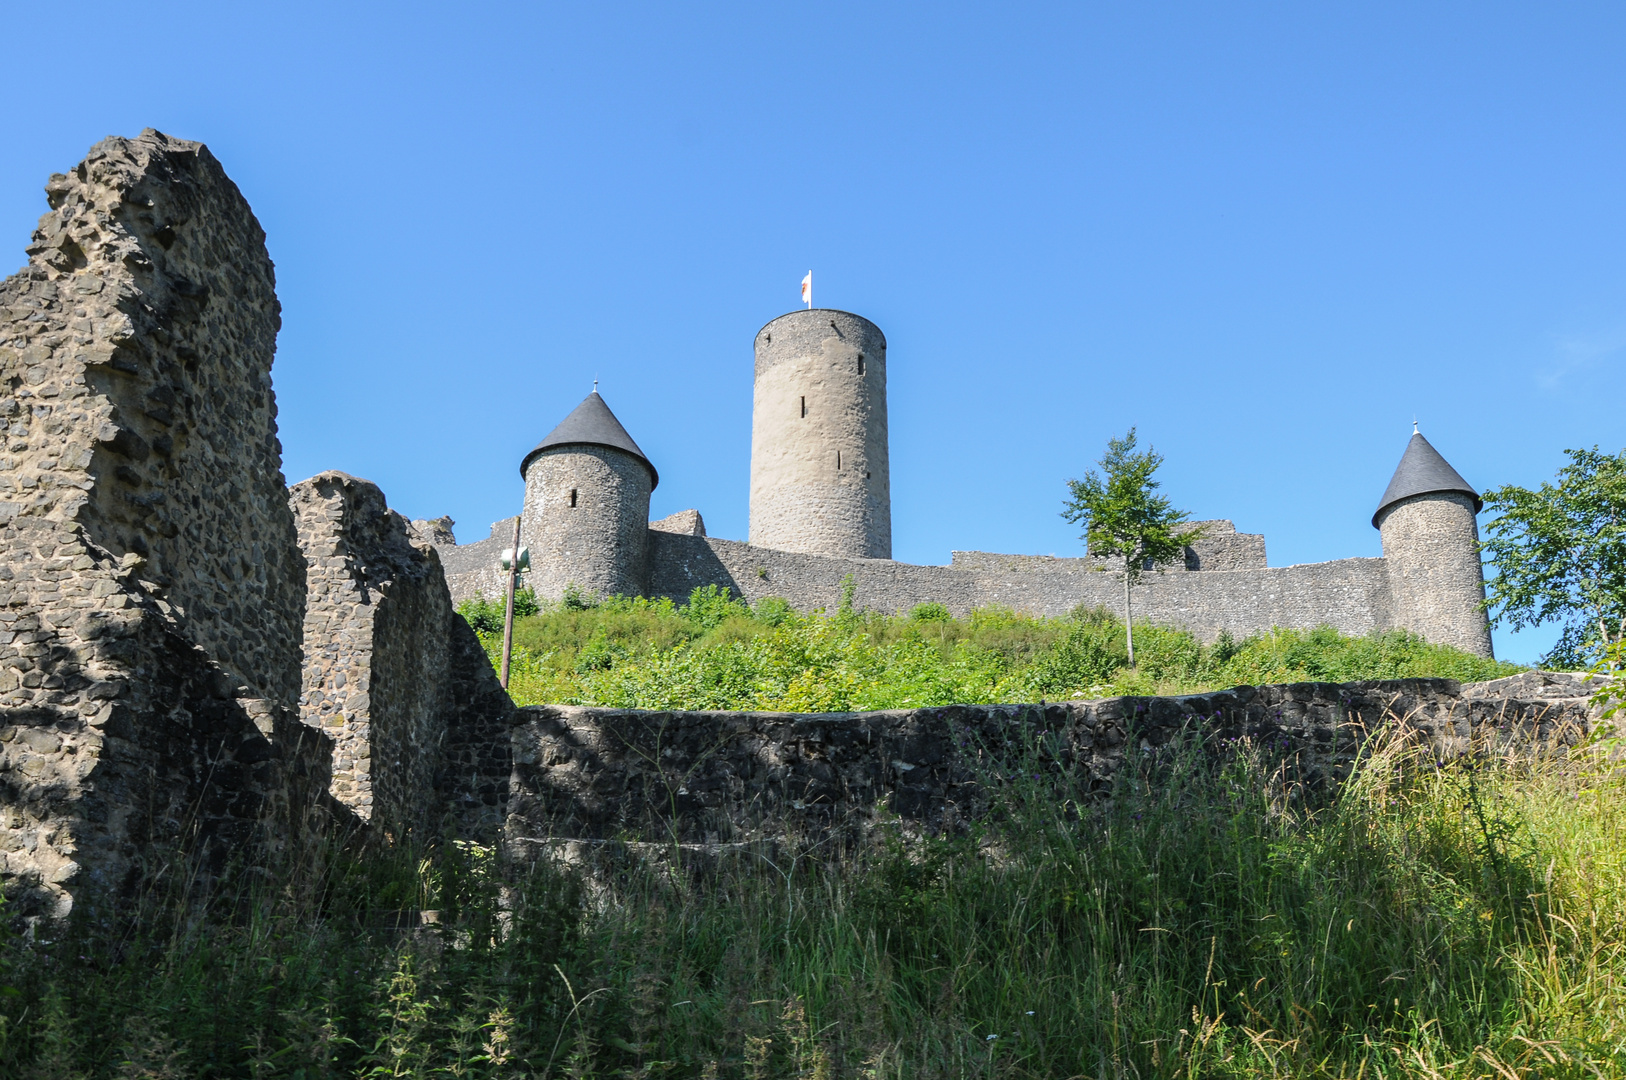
[498,519,530,690]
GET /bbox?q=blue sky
[4,2,1623,663]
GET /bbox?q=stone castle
[0,130,1531,925]
[439,314,1495,658]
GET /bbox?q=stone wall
[438,517,513,607]
[650,508,705,536]
[640,531,1394,641]
[948,519,1267,575]
[506,672,1605,853]
[441,518,1396,646]
[0,131,327,918]
[292,472,517,840]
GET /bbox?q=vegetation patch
[4,726,1623,1077]
[462,587,1526,710]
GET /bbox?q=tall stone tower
[520,392,657,601]
[749,309,891,558]
[1373,431,1493,657]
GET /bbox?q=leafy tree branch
[1481,445,1626,668]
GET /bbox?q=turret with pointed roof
[519,391,656,601]
[521,391,658,488]
[1373,430,1492,657]
[1372,431,1481,528]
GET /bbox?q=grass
[460,586,1527,710]
[4,718,1625,1077]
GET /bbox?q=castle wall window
[800,396,806,418]
[857,355,865,376]
[837,450,842,470]
[569,489,578,508]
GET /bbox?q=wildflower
[986,1034,998,1041]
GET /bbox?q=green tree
[1481,445,1626,668]
[1061,429,1202,666]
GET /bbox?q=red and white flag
[800,271,812,309]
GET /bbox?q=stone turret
[1373,432,1493,657]
[750,309,891,558]
[520,392,656,601]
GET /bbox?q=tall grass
[5,721,1624,1077]
[463,587,1525,710]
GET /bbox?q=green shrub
[455,587,538,634]
[909,601,952,622]
[1216,625,1521,686]
[680,583,750,630]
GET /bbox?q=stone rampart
[292,472,516,839]
[0,131,327,918]
[506,672,1605,855]
[441,518,1389,644]
[642,531,1393,641]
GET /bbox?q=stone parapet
[506,676,1606,856]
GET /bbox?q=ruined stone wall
[439,517,515,607]
[292,472,517,840]
[293,473,450,833]
[10,131,303,705]
[438,611,520,841]
[0,131,325,918]
[507,672,1603,852]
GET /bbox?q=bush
[455,587,538,634]
[909,602,953,623]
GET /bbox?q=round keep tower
[520,391,656,601]
[749,309,891,558]
[1372,431,1493,657]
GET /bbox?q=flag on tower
[801,271,812,309]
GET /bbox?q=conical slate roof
[1371,431,1479,527]
[520,392,658,488]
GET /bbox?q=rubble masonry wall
[0,131,326,918]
